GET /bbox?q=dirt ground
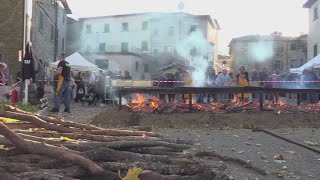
[90,108,320,179]
[91,107,320,129]
[43,86,320,179]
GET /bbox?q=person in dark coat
[158,73,167,103]
[166,73,175,103]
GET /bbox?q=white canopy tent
[290,54,320,74]
[49,52,98,72]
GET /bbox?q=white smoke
[176,30,213,87]
[250,38,274,62]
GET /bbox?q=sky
[67,0,309,55]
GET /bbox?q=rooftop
[61,0,72,14]
[78,12,220,30]
[303,0,318,8]
[228,33,306,47]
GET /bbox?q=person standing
[271,69,281,104]
[216,69,232,102]
[236,66,249,103]
[50,53,71,113]
[124,70,132,80]
[166,73,175,103]
[97,70,106,106]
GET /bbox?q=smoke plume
[176,30,213,87]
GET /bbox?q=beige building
[67,12,220,79]
[229,33,307,74]
[303,0,320,60]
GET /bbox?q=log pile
[0,105,230,180]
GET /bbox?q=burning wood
[124,94,320,114]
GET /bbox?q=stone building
[32,0,71,67]
[66,12,220,79]
[0,0,71,79]
[229,32,307,74]
[0,0,25,79]
[303,0,320,60]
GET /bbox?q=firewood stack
[0,105,229,180]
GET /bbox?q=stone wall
[0,0,24,80]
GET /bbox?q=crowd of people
[72,69,133,106]
[154,66,320,104]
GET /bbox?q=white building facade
[304,0,320,60]
[67,12,220,79]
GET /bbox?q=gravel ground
[43,89,108,123]
[157,128,320,180]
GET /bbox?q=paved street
[158,128,320,180]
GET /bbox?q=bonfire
[124,94,320,114]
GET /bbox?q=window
[62,38,65,51]
[300,59,304,66]
[144,64,149,73]
[135,61,139,72]
[62,12,65,23]
[314,7,318,20]
[50,24,54,42]
[274,43,283,53]
[314,44,318,57]
[99,43,106,53]
[168,26,174,36]
[290,42,297,51]
[290,59,298,68]
[243,42,248,47]
[153,49,159,55]
[122,23,128,31]
[121,42,129,52]
[0,54,2,61]
[167,46,174,54]
[274,61,281,70]
[141,41,148,51]
[104,24,110,33]
[39,10,44,32]
[153,29,159,36]
[86,24,92,33]
[190,25,197,33]
[86,45,92,53]
[95,59,109,70]
[142,21,148,30]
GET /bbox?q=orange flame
[277,100,285,107]
[132,93,145,104]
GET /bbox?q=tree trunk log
[5,104,103,131]
[82,147,197,165]
[89,129,160,137]
[0,111,76,133]
[100,161,218,176]
[5,105,153,132]
[195,151,267,175]
[0,122,104,175]
[15,130,160,142]
[5,122,39,130]
[124,147,183,156]
[62,140,190,153]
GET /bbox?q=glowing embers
[124,94,320,114]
